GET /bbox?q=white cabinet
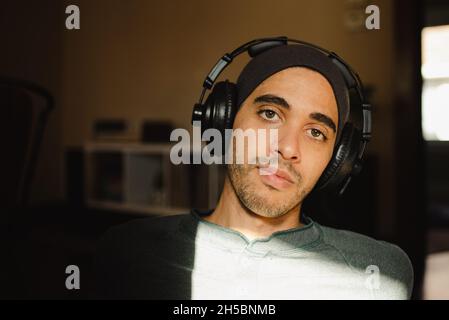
[84,142,225,216]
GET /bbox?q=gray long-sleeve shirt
[94,209,414,299]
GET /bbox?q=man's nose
[275,125,301,162]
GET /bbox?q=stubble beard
[227,161,308,218]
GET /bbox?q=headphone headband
[196,36,371,142]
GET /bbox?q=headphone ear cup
[223,82,238,132]
[200,80,238,158]
[203,80,237,135]
[315,123,360,193]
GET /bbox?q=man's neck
[203,177,303,241]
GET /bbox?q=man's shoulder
[93,212,192,299]
[317,223,414,299]
[318,224,411,265]
[96,212,190,252]
[111,212,189,234]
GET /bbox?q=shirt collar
[178,208,322,255]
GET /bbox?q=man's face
[227,67,339,218]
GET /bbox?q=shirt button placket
[234,248,259,299]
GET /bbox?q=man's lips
[272,169,294,183]
[257,166,295,189]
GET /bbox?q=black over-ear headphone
[192,36,372,196]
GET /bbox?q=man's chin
[228,165,303,217]
[255,180,306,213]
[246,201,295,219]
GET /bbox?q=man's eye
[307,128,327,141]
[258,109,280,121]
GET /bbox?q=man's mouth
[257,166,294,190]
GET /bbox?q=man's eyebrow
[253,94,290,109]
[254,94,337,133]
[310,112,337,133]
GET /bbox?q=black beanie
[236,44,349,144]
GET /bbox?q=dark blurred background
[0,0,448,299]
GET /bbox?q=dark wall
[0,0,64,204]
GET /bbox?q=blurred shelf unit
[84,142,225,216]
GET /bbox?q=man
[94,41,414,300]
